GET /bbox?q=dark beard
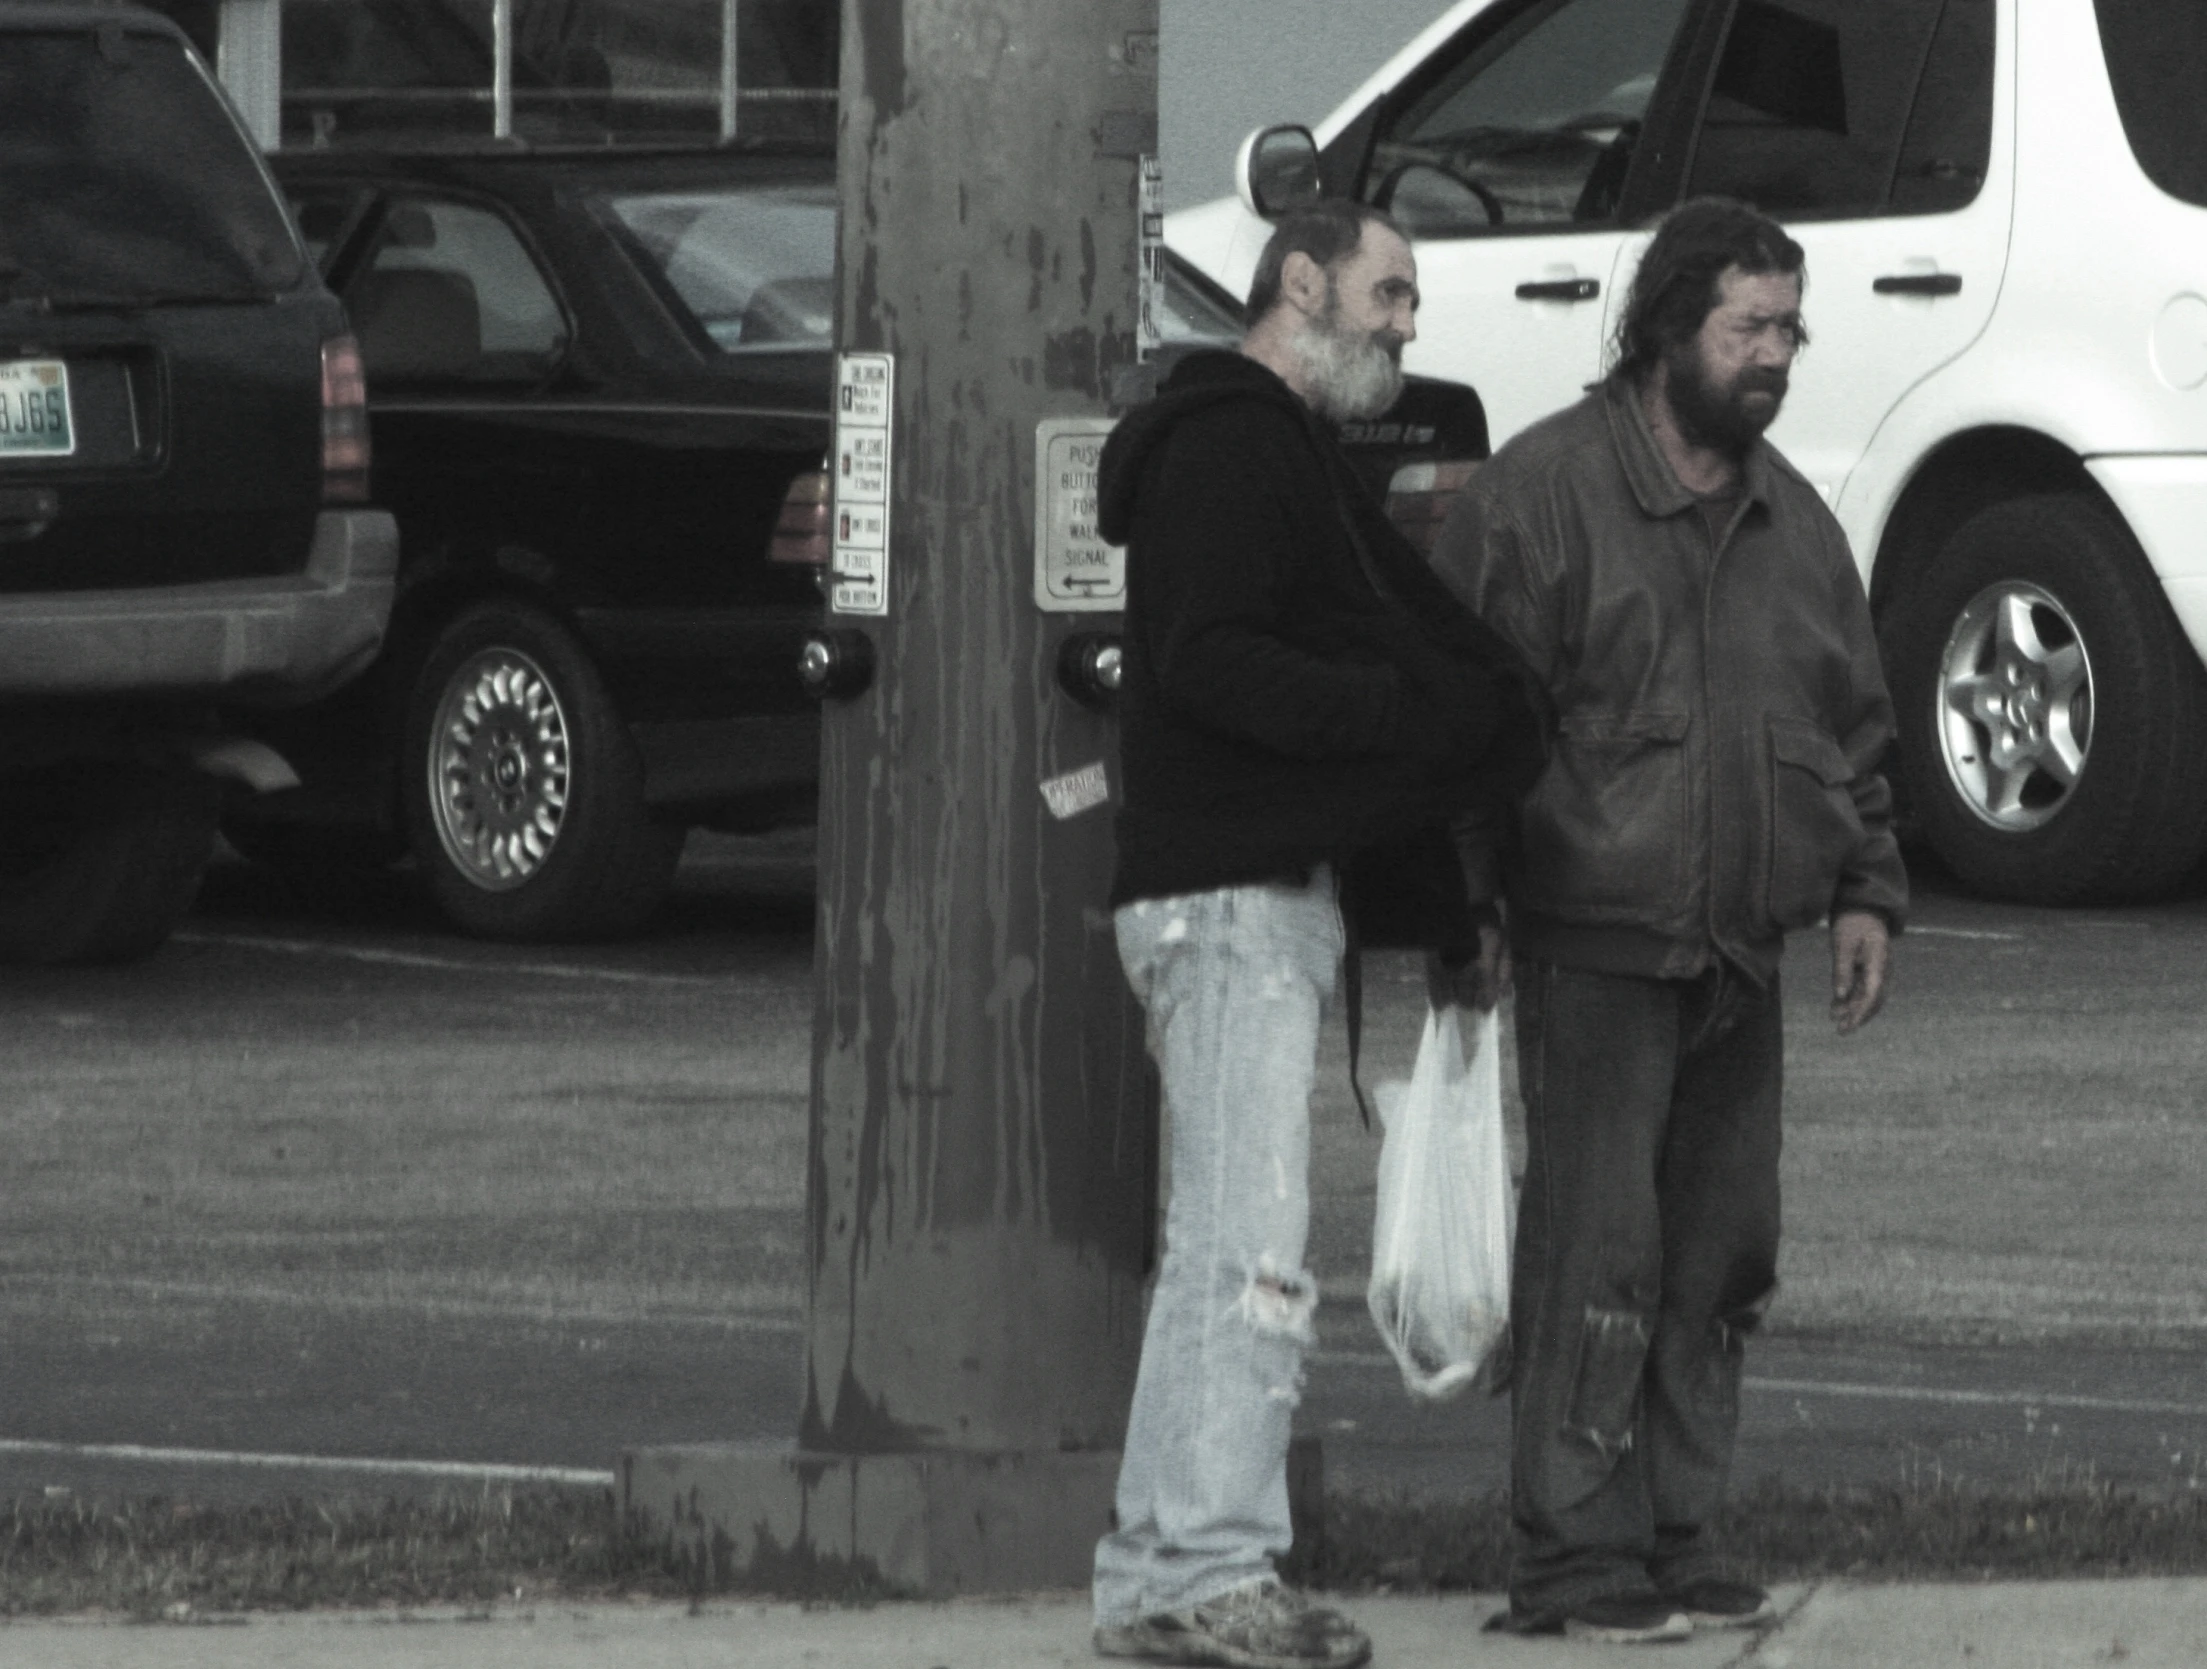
[1662,340,1787,458]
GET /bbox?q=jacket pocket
[1767,717,1865,931]
[1518,710,1690,923]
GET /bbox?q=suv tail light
[1383,458,1481,556]
[769,467,830,570]
[321,333,370,503]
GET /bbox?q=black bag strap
[1343,898,1374,1130]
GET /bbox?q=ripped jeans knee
[1233,1253,1316,1407]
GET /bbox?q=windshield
[1159,253,1244,346]
[600,183,835,354]
[0,28,303,304]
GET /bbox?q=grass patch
[1285,1476,2207,1594]
[1,1488,694,1620]
[10,1477,2207,1618]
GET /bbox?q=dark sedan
[228,143,835,939]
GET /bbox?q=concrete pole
[804,0,1161,1458]
[622,0,1165,1595]
[214,0,281,150]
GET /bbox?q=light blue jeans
[1093,868,1344,1627]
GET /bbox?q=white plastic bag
[1366,1003,1514,1401]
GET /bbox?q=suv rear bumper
[0,510,397,706]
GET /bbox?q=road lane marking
[3,1273,805,1332]
[1748,1376,2207,1419]
[172,930,776,990]
[1908,926,2024,941]
[1309,1352,2207,1417]
[0,1439,612,1487]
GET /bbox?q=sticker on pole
[1040,761,1111,821]
[1138,155,1165,360]
[832,353,894,617]
[1034,417,1124,613]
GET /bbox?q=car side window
[350,197,567,384]
[1687,0,1985,220]
[1890,0,1995,216]
[1362,0,1692,238]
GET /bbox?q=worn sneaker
[1094,1579,1371,1668]
[1558,1591,1694,1645]
[1661,1576,1776,1629]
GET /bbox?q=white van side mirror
[1235,125,1321,219]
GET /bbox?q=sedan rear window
[2095,0,2207,209]
[0,28,303,304]
[600,184,835,354]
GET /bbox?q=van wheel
[403,598,683,940]
[0,764,218,964]
[1888,493,2207,902]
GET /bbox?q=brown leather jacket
[1430,376,1908,983]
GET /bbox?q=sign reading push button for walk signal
[833,353,894,617]
[1034,416,1124,612]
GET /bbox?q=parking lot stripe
[0,1438,613,1487]
[1308,1352,2207,1418]
[171,930,769,989]
[1747,1375,2207,1419]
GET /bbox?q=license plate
[0,359,74,457]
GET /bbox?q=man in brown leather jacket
[1429,199,1907,1645]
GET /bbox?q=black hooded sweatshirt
[1100,348,1541,911]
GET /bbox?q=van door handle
[1873,273,1962,297]
[1514,277,1599,302]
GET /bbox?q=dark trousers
[1505,959,1783,1622]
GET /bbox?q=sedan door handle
[1872,272,1963,297]
[1514,277,1600,302]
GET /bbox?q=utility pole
[627,0,1163,1595]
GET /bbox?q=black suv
[0,7,397,963]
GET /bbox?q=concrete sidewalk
[5,1581,2205,1669]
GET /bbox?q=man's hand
[1830,910,1891,1035]
[1426,921,1512,1012]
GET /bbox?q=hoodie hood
[1097,349,1310,545]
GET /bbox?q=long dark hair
[1611,198,1807,380]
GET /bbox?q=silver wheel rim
[427,647,571,892]
[1936,579,2093,833]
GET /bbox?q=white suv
[1171,0,2207,905]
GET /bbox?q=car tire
[1888,493,2207,903]
[402,599,684,941]
[0,764,219,964]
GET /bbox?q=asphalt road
[3,834,2205,1507]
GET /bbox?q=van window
[1687,0,1956,219]
[0,28,303,304]
[1364,0,1690,237]
[2095,0,2207,210]
[1890,0,1995,216]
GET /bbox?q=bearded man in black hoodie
[1089,201,1539,1669]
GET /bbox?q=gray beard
[1291,317,1404,423]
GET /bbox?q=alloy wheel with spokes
[404,598,682,940]
[427,647,573,891]
[1893,493,2207,903]
[1936,580,2093,833]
